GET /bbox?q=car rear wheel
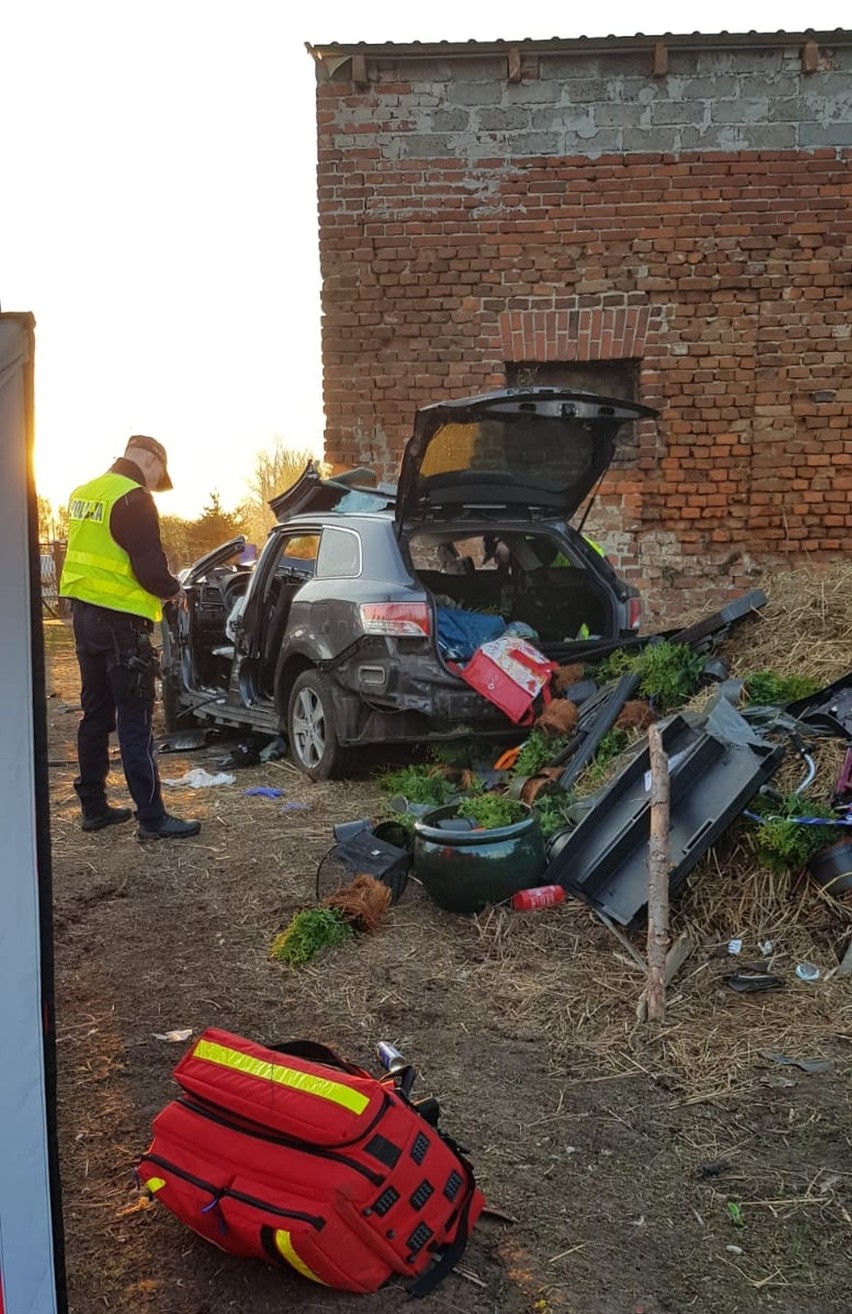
[287,670,348,780]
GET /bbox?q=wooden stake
[646,724,671,1024]
[636,933,693,1022]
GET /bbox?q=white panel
[0,314,61,1313]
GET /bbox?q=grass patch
[597,640,705,710]
[456,794,526,829]
[744,669,822,705]
[748,792,840,873]
[270,907,353,967]
[377,764,454,807]
[575,728,630,794]
[512,729,567,777]
[531,792,576,838]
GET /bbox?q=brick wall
[312,33,852,623]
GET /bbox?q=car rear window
[316,526,362,578]
[420,416,600,489]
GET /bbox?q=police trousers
[71,600,166,824]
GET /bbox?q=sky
[2,1,849,518]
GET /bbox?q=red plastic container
[511,884,566,911]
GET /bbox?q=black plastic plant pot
[808,839,852,897]
[412,803,545,914]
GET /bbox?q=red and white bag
[457,636,556,725]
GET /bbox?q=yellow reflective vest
[59,472,164,622]
[550,535,604,568]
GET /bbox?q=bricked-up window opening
[506,362,641,466]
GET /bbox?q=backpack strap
[406,1180,477,1299]
[269,1039,368,1077]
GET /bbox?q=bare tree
[246,439,319,507]
[238,439,321,554]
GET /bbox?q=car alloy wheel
[286,669,348,779]
[291,685,326,770]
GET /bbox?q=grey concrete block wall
[327,38,852,160]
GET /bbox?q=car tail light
[626,596,642,631]
[359,602,432,638]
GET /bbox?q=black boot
[82,805,133,833]
[137,813,202,842]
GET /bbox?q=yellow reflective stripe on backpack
[191,1039,369,1115]
[273,1230,329,1285]
[144,1177,166,1194]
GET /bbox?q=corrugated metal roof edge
[306,29,852,62]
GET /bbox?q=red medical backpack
[138,1028,485,1296]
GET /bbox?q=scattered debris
[511,885,566,911]
[795,962,821,982]
[807,838,852,895]
[836,939,852,977]
[727,1202,745,1228]
[153,1029,193,1043]
[725,973,785,993]
[280,801,309,814]
[162,769,235,789]
[243,786,284,799]
[697,1160,731,1179]
[728,938,743,956]
[316,820,410,904]
[217,742,262,769]
[157,729,211,753]
[762,1052,833,1075]
[259,735,288,763]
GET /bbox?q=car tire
[287,670,348,780]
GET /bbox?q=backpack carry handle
[270,1039,366,1076]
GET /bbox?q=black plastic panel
[545,715,784,926]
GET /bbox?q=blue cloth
[504,621,539,642]
[436,606,505,661]
[244,786,284,799]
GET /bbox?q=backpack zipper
[144,1152,325,1229]
[176,1092,389,1185]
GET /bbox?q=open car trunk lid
[395,388,658,530]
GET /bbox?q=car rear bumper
[327,640,514,743]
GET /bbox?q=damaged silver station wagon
[160,388,657,777]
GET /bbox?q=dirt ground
[45,618,852,1314]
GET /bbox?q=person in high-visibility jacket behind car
[60,436,201,841]
[485,533,605,640]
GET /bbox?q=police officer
[60,436,201,841]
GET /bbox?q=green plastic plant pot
[412,803,546,914]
